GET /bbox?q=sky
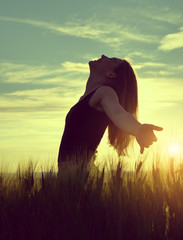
[1,0,183,171]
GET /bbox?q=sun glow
[168,143,180,156]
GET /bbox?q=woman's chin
[89,60,96,67]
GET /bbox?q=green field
[0,156,183,240]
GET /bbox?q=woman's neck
[87,74,107,90]
[79,76,105,101]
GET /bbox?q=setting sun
[168,143,180,156]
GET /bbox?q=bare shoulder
[95,86,118,99]
[96,86,119,105]
[89,86,119,111]
[96,85,116,93]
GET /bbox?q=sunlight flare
[168,142,180,157]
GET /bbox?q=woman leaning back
[58,55,163,172]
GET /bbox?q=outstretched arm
[97,86,163,153]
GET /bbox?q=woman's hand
[135,124,163,154]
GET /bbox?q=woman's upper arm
[97,86,125,121]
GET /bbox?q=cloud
[0,61,91,113]
[0,87,82,113]
[126,51,155,60]
[0,16,156,48]
[2,74,183,114]
[0,62,60,83]
[139,6,183,25]
[159,27,183,51]
[0,60,89,113]
[0,16,105,39]
[61,61,89,73]
[138,77,183,109]
[0,61,88,84]
[134,61,167,70]
[133,61,183,77]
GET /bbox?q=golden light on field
[168,142,180,157]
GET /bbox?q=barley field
[0,156,183,240]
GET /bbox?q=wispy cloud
[139,6,183,25]
[0,57,91,113]
[61,61,89,73]
[134,61,167,70]
[0,61,89,113]
[133,61,183,78]
[126,51,155,60]
[0,62,59,83]
[159,27,183,51]
[0,61,88,84]
[2,74,183,114]
[0,87,81,113]
[138,77,183,109]
[0,16,157,48]
[1,59,183,88]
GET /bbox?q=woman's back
[58,89,110,163]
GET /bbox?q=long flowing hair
[107,60,138,156]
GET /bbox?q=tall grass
[0,155,183,240]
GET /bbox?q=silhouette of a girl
[58,55,163,170]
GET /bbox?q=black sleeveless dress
[58,89,110,163]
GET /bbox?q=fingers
[152,134,157,142]
[151,125,163,131]
[140,146,144,154]
[138,123,163,154]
